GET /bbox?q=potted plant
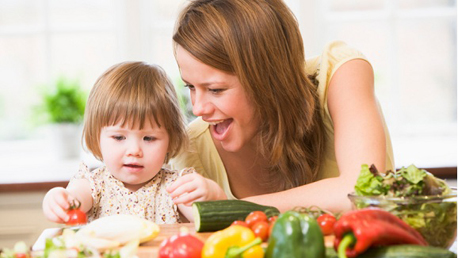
[39,77,86,159]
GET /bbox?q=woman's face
[176,45,259,153]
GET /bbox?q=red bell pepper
[159,227,204,258]
[334,208,428,258]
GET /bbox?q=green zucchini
[192,200,280,232]
[326,245,457,258]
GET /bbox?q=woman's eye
[144,136,156,142]
[112,135,125,141]
[209,88,223,93]
[184,84,195,91]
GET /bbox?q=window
[297,0,457,168]
[0,0,455,182]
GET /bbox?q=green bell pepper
[265,210,325,258]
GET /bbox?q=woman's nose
[192,91,212,116]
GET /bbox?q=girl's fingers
[168,174,197,192]
[173,190,201,205]
[49,204,69,223]
[170,183,197,199]
[56,194,71,210]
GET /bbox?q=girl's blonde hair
[173,0,326,191]
[82,62,187,162]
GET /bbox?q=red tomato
[316,213,337,236]
[245,211,268,228]
[159,232,203,258]
[268,215,278,224]
[231,220,250,228]
[251,221,270,242]
[66,199,87,226]
[15,253,28,258]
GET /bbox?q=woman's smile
[210,119,233,141]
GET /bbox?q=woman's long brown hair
[173,0,326,191]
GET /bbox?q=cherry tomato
[66,199,87,226]
[231,220,250,228]
[268,215,278,224]
[316,213,337,236]
[15,253,28,258]
[251,221,270,242]
[245,211,268,228]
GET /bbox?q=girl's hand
[167,173,226,206]
[42,187,74,223]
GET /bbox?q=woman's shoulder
[314,41,370,98]
[322,40,366,60]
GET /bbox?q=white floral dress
[71,163,195,224]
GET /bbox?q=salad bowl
[349,186,456,248]
[349,164,457,248]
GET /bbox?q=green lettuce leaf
[399,164,427,185]
[354,164,385,195]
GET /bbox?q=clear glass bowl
[348,188,457,248]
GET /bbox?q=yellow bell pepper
[202,225,264,258]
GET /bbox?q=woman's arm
[244,59,387,213]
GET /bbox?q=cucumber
[192,200,280,232]
[358,245,456,258]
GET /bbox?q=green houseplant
[41,77,86,124]
[39,77,87,159]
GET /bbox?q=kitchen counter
[33,223,336,258]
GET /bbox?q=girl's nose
[127,141,143,157]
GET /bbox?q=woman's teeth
[208,120,225,125]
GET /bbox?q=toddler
[42,62,226,224]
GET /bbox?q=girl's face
[99,119,169,191]
[176,45,259,153]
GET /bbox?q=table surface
[137,223,212,258]
[34,223,335,258]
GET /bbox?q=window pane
[325,21,393,105]
[49,33,118,91]
[0,36,46,140]
[399,0,456,9]
[48,0,115,28]
[329,0,384,12]
[396,18,456,124]
[148,0,186,22]
[0,0,43,27]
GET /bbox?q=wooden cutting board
[137,223,212,258]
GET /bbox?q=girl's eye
[144,136,156,142]
[112,135,125,141]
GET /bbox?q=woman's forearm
[242,176,356,213]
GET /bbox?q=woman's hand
[42,187,74,224]
[167,173,227,206]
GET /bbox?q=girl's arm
[244,59,387,213]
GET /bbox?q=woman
[169,0,394,212]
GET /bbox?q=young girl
[42,62,226,224]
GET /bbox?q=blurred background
[0,0,456,179]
